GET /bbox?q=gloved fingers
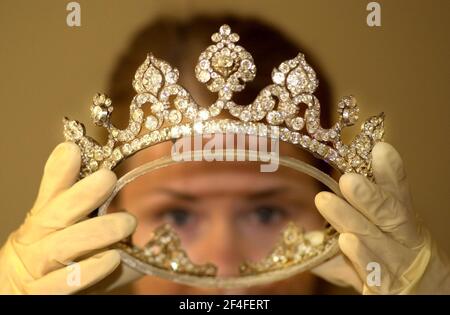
[339,173,422,248]
[36,169,117,230]
[316,191,416,267]
[15,169,117,244]
[372,142,412,206]
[24,250,120,294]
[26,212,136,278]
[31,142,81,213]
[311,254,363,292]
[338,233,390,294]
[315,191,383,238]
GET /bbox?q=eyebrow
[152,187,288,201]
[153,188,199,201]
[245,187,288,200]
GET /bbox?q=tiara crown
[63,24,384,178]
[63,25,385,284]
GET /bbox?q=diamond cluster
[117,224,217,277]
[240,223,336,275]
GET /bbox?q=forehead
[113,136,325,198]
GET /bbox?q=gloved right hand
[312,143,450,294]
[0,142,137,294]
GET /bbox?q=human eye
[158,207,195,228]
[247,205,287,226]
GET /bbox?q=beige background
[0,0,449,253]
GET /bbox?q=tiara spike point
[196,24,256,100]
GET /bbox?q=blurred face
[109,139,328,294]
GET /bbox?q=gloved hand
[312,142,450,294]
[0,142,138,294]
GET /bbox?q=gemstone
[342,108,359,125]
[300,135,311,148]
[132,109,143,121]
[91,105,109,125]
[212,54,234,69]
[272,71,285,84]
[168,110,182,124]
[279,62,290,73]
[198,109,210,121]
[122,143,132,155]
[185,105,197,119]
[229,33,239,42]
[131,139,141,151]
[151,102,164,113]
[240,59,252,70]
[199,59,210,70]
[287,68,308,95]
[209,105,221,116]
[63,120,84,140]
[211,33,221,42]
[145,115,158,130]
[170,126,181,138]
[94,149,103,161]
[193,121,203,134]
[266,111,283,125]
[219,24,231,35]
[197,70,210,83]
[240,110,251,122]
[143,65,163,95]
[89,160,98,171]
[141,134,151,145]
[177,99,188,109]
[290,132,300,144]
[150,131,160,142]
[112,148,123,161]
[290,117,304,130]
[102,146,112,157]
[166,71,178,84]
[280,128,290,141]
[326,149,338,161]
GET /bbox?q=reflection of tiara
[63,25,384,287]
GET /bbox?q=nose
[188,203,244,277]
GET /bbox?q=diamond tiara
[63,24,384,179]
[63,24,385,285]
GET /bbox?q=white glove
[0,142,138,294]
[313,142,450,294]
